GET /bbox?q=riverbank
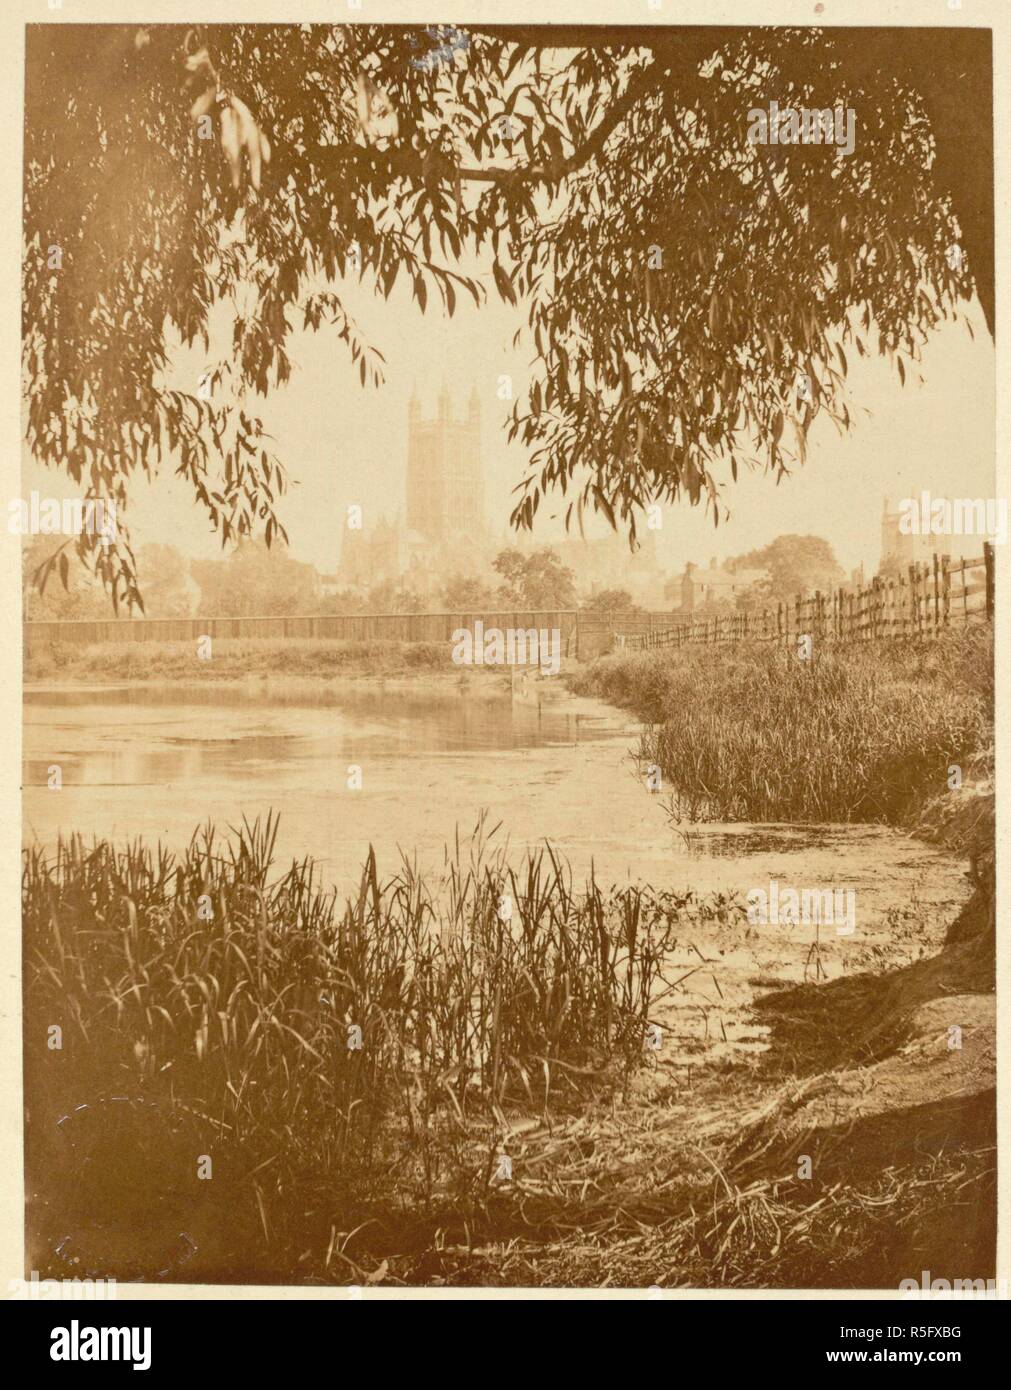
[24,811,988,1289]
[24,636,506,687]
[566,628,993,824]
[21,631,995,1288]
[546,629,995,1289]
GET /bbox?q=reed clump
[568,628,992,823]
[24,814,695,1280]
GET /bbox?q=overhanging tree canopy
[23,23,992,608]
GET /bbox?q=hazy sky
[24,258,994,583]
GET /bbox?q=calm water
[24,682,654,882]
[23,679,972,1058]
[23,679,967,919]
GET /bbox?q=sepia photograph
[14,5,1000,1309]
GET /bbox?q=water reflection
[24,683,617,788]
[22,683,967,942]
[22,683,973,1071]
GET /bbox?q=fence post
[870,576,878,640]
[901,569,912,636]
[889,576,896,638]
[985,541,995,621]
[940,555,951,628]
[867,575,878,639]
[884,575,892,639]
[912,567,923,636]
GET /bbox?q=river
[23,680,970,1053]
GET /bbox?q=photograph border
[2,0,1007,1302]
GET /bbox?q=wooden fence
[23,608,686,663]
[615,547,994,653]
[23,550,994,663]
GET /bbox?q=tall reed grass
[24,815,697,1280]
[569,629,992,823]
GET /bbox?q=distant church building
[406,381,484,543]
[878,496,935,576]
[335,382,488,597]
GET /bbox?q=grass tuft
[568,629,992,823]
[25,815,704,1281]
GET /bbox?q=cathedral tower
[406,383,485,543]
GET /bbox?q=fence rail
[23,607,685,663]
[24,550,994,664]
[615,548,994,653]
